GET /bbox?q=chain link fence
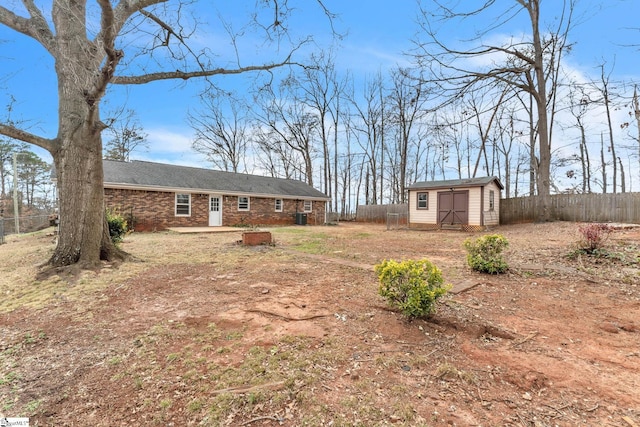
[0,215,54,243]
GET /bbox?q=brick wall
[104,189,208,231]
[104,188,326,230]
[222,196,325,226]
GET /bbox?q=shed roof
[103,160,330,200]
[407,176,504,191]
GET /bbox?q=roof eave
[408,177,504,191]
[104,182,331,201]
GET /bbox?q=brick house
[102,160,330,231]
[407,176,503,231]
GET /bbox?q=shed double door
[438,190,469,226]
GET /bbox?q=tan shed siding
[483,182,501,226]
[466,187,482,226]
[409,182,502,228]
[408,190,438,225]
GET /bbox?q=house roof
[103,160,330,201]
[407,176,504,191]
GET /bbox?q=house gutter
[103,182,331,202]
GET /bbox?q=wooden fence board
[501,193,640,224]
[356,204,408,223]
[356,193,640,226]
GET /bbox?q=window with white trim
[417,192,428,209]
[275,199,283,212]
[238,196,250,211]
[489,190,495,211]
[303,200,312,212]
[175,193,191,216]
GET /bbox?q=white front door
[209,195,222,226]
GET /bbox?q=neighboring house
[407,177,503,231]
[102,160,330,230]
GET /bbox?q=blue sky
[1,0,639,171]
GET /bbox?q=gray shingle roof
[103,160,330,200]
[407,176,504,190]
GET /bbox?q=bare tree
[253,132,301,180]
[428,106,467,179]
[413,0,575,220]
[0,1,332,267]
[629,87,640,184]
[591,63,619,193]
[468,85,510,178]
[189,91,248,173]
[350,73,387,204]
[0,140,21,198]
[566,83,593,193]
[492,105,523,197]
[387,67,427,203]
[103,109,148,162]
[252,79,318,186]
[298,52,341,202]
[17,151,51,209]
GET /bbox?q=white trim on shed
[407,177,503,230]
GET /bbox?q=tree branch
[90,0,124,104]
[0,2,55,53]
[111,59,301,85]
[0,124,56,153]
[110,0,165,37]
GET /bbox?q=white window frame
[275,199,283,212]
[238,196,250,211]
[489,190,495,211]
[303,200,312,212]
[175,193,191,216]
[417,192,428,210]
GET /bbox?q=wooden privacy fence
[356,204,408,224]
[501,193,640,224]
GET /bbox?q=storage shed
[407,177,503,231]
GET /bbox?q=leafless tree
[103,109,148,162]
[189,91,249,173]
[492,105,524,197]
[591,62,620,193]
[349,73,387,204]
[387,67,428,203]
[467,85,511,178]
[252,79,318,186]
[298,51,343,203]
[0,1,332,267]
[413,0,575,220]
[566,83,593,193]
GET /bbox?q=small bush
[106,209,128,244]
[375,259,451,318]
[464,234,509,274]
[577,223,613,253]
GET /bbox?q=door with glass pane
[209,195,222,226]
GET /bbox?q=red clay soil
[0,222,639,426]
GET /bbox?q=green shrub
[375,259,451,318]
[106,209,128,244]
[464,234,509,274]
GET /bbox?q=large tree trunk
[48,6,124,268]
[50,120,124,267]
[528,1,552,221]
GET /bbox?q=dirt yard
[0,222,639,426]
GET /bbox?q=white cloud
[145,127,194,154]
[130,127,210,168]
